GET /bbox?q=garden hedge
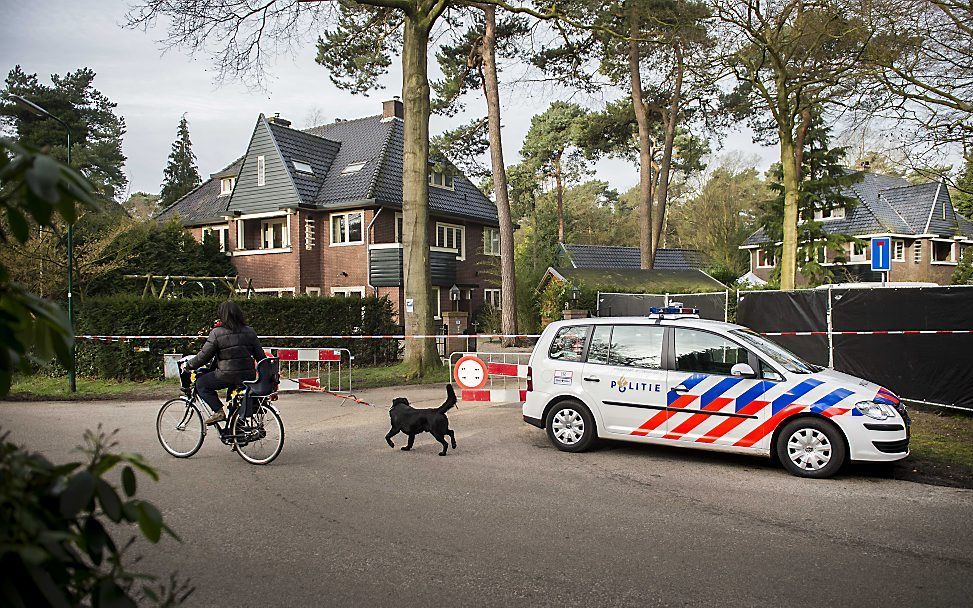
[71,295,399,380]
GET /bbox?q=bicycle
[156,357,284,465]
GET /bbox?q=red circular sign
[453,355,489,390]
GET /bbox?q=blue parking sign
[871,237,891,272]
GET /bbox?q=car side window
[759,360,785,382]
[607,325,664,369]
[548,326,590,362]
[674,328,749,376]
[586,325,612,364]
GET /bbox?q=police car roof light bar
[648,306,700,318]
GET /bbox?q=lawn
[906,406,973,471]
[352,361,452,389]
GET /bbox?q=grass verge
[352,361,451,390]
[5,376,178,402]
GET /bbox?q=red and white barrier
[453,352,530,404]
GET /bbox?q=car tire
[776,417,847,478]
[545,400,596,453]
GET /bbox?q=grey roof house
[558,243,709,270]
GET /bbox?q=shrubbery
[71,295,399,380]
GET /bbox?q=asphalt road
[3,387,973,607]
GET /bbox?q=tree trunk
[401,16,439,374]
[779,129,800,290]
[479,5,518,345]
[651,46,684,256]
[554,154,565,243]
[628,1,653,269]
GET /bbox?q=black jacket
[187,325,264,379]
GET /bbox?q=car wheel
[545,400,596,453]
[776,417,847,478]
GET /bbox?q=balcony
[368,244,456,287]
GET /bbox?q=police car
[522,306,910,478]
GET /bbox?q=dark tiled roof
[267,121,340,204]
[544,267,726,293]
[742,172,966,246]
[957,213,973,239]
[155,158,242,226]
[560,243,708,270]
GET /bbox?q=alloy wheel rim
[786,428,833,471]
[552,408,585,445]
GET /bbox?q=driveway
[2,387,972,607]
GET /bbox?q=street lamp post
[9,95,76,392]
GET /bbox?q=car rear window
[548,325,590,362]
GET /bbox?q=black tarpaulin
[597,292,727,321]
[737,290,830,365]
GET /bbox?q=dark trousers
[195,371,246,413]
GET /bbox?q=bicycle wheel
[157,397,205,458]
[231,402,284,465]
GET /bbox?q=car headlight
[855,401,897,420]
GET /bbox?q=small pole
[66,130,75,393]
[827,285,834,368]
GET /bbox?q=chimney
[267,113,291,127]
[383,97,404,120]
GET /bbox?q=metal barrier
[449,351,531,403]
[263,347,353,393]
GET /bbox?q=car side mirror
[731,363,756,378]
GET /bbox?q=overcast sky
[1,0,777,198]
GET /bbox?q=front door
[581,324,668,436]
[665,328,774,447]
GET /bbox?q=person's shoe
[205,409,226,425]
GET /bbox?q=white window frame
[484,288,501,309]
[483,227,501,256]
[436,222,466,260]
[306,287,321,296]
[756,249,776,268]
[930,240,957,265]
[341,161,366,175]
[260,217,289,250]
[433,287,442,319]
[428,171,455,190]
[813,207,845,221]
[892,239,905,262]
[304,217,316,250]
[394,212,403,244]
[202,225,230,253]
[292,160,313,174]
[256,155,266,187]
[849,242,867,263]
[330,210,365,246]
[219,177,235,196]
[331,286,366,298]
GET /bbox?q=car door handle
[672,385,688,393]
[583,377,600,383]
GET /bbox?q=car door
[580,324,668,437]
[665,328,776,446]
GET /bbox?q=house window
[305,217,316,250]
[341,162,366,175]
[292,160,313,174]
[816,244,827,263]
[331,211,364,245]
[433,287,442,319]
[219,177,235,196]
[256,155,265,186]
[332,287,366,298]
[306,287,321,296]
[436,222,465,260]
[484,288,501,309]
[483,227,501,256]
[395,212,403,244]
[931,241,956,263]
[202,226,229,252]
[756,249,776,268]
[813,207,845,221]
[261,218,288,249]
[428,171,454,190]
[892,239,905,262]
[850,242,867,263]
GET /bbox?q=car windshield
[730,329,821,374]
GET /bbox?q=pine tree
[159,115,201,207]
[758,112,861,286]
[954,156,973,220]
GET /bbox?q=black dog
[386,384,457,456]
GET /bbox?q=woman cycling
[181,301,265,425]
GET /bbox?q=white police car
[522,307,910,478]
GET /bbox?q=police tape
[75,334,543,342]
[761,330,973,336]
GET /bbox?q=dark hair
[218,300,247,331]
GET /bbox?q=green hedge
[72,295,399,380]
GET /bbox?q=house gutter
[366,207,383,296]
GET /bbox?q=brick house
[740,171,973,285]
[157,99,502,320]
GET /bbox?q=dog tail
[437,383,457,414]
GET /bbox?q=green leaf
[121,466,136,497]
[82,516,108,565]
[136,501,163,543]
[97,578,137,608]
[59,470,95,518]
[95,478,122,521]
[6,207,29,243]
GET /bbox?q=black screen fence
[596,291,729,322]
[737,286,973,411]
